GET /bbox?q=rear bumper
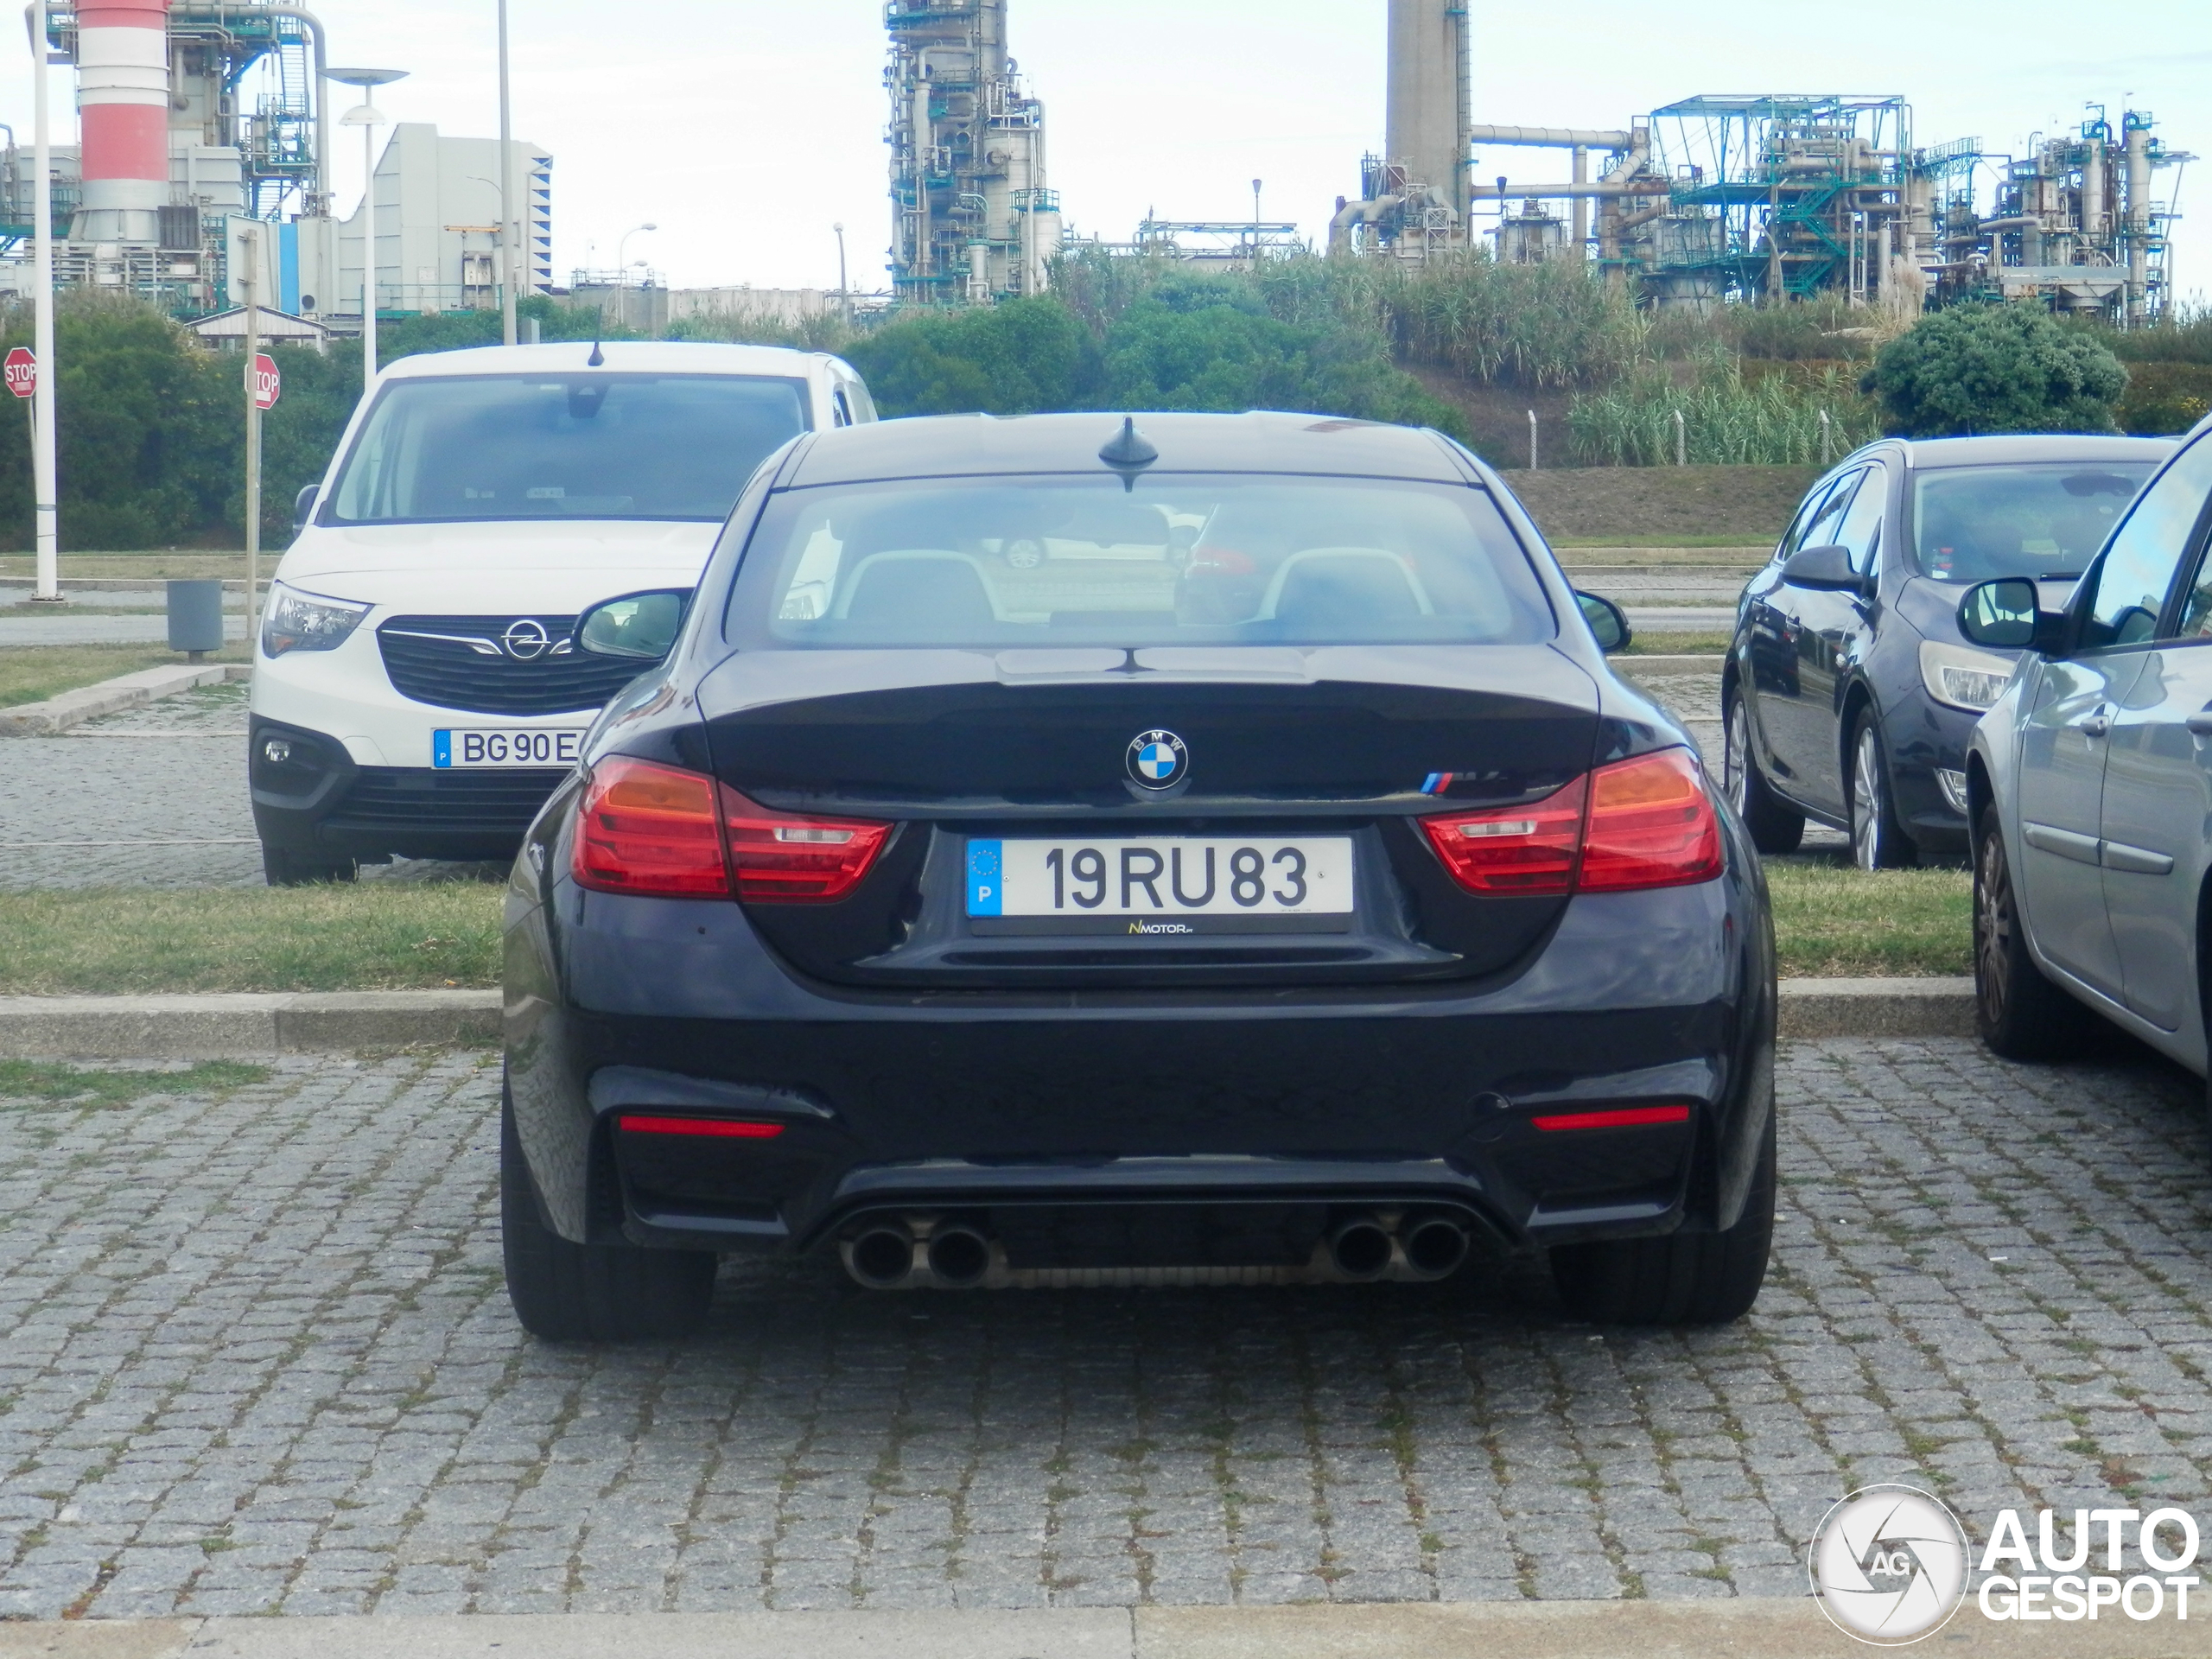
[505,861,1777,1264]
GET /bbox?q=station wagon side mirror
[293,484,318,531]
[1575,591,1632,654]
[1958,577,2066,656]
[1780,543,1872,598]
[576,588,693,662]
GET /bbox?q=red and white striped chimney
[74,0,173,245]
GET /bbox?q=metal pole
[834,222,849,327]
[29,0,59,602]
[1527,410,1538,472]
[497,0,518,346]
[243,226,263,641]
[361,116,377,385]
[1673,408,1686,467]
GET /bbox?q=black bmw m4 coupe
[499,411,1778,1339]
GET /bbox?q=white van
[251,341,874,884]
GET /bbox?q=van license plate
[432,729,587,768]
[966,836,1355,935]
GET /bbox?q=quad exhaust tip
[847,1223,916,1288]
[1328,1218,1395,1281]
[925,1224,992,1287]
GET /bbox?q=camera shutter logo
[1808,1485,1969,1645]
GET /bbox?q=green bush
[842,296,1098,416]
[1864,304,2130,436]
[2115,362,2212,435]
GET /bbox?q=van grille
[377,613,644,715]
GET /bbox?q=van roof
[377,340,845,380]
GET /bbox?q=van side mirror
[1576,591,1631,654]
[576,588,692,662]
[1781,543,1871,596]
[293,484,318,531]
[1958,577,2065,655]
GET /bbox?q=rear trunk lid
[696,645,1602,989]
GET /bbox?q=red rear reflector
[1578,748,1724,893]
[1417,775,1587,895]
[721,790,893,904]
[571,760,893,904]
[1532,1104,1693,1133]
[1418,747,1721,898]
[573,758,730,898]
[617,1115,785,1139]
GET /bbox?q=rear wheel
[1974,805,2095,1061]
[1723,690,1805,855]
[1549,1109,1776,1325]
[500,1084,717,1342]
[1849,715,1917,871]
[261,842,357,887]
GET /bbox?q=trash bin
[166,579,225,661]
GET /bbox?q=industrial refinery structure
[1335,0,2190,323]
[884,0,1061,303]
[0,0,549,327]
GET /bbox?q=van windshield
[728,474,1557,648]
[327,374,810,524]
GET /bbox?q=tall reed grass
[1568,353,1881,466]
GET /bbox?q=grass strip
[1618,632,1732,657]
[1765,857,1971,979]
[0,643,247,708]
[0,861,1968,992]
[0,885,504,995]
[0,1058,269,1105]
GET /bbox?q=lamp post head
[326,67,408,88]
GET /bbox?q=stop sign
[4,346,35,400]
[251,353,280,411]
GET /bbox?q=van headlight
[262,583,371,658]
[1920,639,2016,712]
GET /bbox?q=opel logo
[502,619,552,661]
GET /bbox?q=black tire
[1549,1108,1777,1325]
[262,842,357,887]
[500,1084,717,1342]
[1722,689,1805,855]
[1974,806,2096,1061]
[1847,713,1917,872]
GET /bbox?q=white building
[294,123,552,322]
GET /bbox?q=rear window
[1910,462,2159,582]
[727,474,1556,648]
[327,373,810,524]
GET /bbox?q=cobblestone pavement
[3,1037,2209,1618]
[0,684,494,890]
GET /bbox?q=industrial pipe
[1468,124,1636,150]
[1328,194,1401,254]
[1469,180,1669,200]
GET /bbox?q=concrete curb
[0,662,250,736]
[0,981,1971,1058]
[0,1601,2200,1659]
[1618,654,1726,674]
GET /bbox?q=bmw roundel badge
[1127,729,1188,791]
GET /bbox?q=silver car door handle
[2081,715,2111,737]
[2188,712,2212,737]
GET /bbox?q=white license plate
[432,728,588,769]
[966,836,1355,935]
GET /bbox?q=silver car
[1963,414,2212,1082]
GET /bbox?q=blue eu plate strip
[432,731,453,769]
[966,840,1003,916]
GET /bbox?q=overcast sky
[6,1,2207,306]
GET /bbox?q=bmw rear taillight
[721,789,892,904]
[572,759,892,904]
[573,758,729,897]
[1418,747,1721,898]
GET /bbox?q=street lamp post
[496,0,517,346]
[29,0,59,602]
[328,67,407,390]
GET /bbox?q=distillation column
[73,0,173,244]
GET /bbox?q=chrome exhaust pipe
[1402,1217,1470,1281]
[925,1223,993,1288]
[846,1222,917,1288]
[1328,1217,1394,1281]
